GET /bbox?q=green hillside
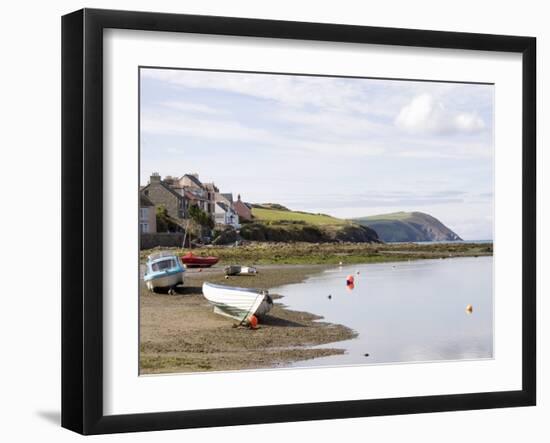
[353,211,462,243]
[252,206,346,225]
[241,205,379,243]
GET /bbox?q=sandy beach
[140,264,357,374]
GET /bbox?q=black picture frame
[61,8,536,435]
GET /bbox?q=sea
[271,255,493,368]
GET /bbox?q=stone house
[139,193,157,233]
[202,182,219,216]
[233,194,253,221]
[165,173,215,217]
[141,173,188,225]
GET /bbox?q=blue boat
[144,252,186,294]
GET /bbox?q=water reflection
[271,256,493,368]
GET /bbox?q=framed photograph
[61,8,536,435]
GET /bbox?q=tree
[188,204,214,230]
[156,205,182,232]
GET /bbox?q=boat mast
[182,219,191,249]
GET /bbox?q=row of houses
[139,172,252,234]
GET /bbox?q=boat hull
[145,272,184,291]
[202,282,273,322]
[181,255,219,268]
[224,265,257,276]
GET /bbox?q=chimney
[150,172,161,184]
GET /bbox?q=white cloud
[141,111,385,157]
[395,93,486,135]
[142,68,403,117]
[454,112,486,132]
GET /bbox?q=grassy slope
[358,211,412,222]
[252,207,347,225]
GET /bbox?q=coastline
[139,242,494,374]
[140,241,492,266]
[140,264,357,374]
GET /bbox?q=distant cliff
[353,211,462,243]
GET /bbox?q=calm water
[271,256,493,368]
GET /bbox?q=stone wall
[140,233,186,250]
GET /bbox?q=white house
[214,202,240,229]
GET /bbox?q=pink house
[234,194,252,221]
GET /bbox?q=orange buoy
[346,283,355,291]
[248,315,259,329]
[346,275,355,285]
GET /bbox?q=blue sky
[140,68,494,240]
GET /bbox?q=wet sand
[140,265,357,374]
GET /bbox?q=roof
[140,193,155,207]
[221,193,233,203]
[183,190,199,201]
[183,188,208,201]
[142,180,186,201]
[216,202,230,212]
[203,182,219,192]
[182,174,204,188]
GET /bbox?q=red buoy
[248,315,259,329]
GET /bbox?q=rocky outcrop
[353,211,462,243]
[239,221,380,243]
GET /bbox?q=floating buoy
[328,294,332,300]
[364,353,370,357]
[356,270,360,275]
[346,283,355,291]
[224,275,229,279]
[339,261,343,266]
[347,275,355,283]
[466,304,473,314]
[248,314,259,329]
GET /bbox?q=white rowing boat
[202,282,273,323]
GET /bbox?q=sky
[140,68,494,240]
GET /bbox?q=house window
[140,223,149,233]
[140,208,148,221]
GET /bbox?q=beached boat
[181,252,219,268]
[224,265,258,276]
[202,282,273,323]
[144,252,185,294]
